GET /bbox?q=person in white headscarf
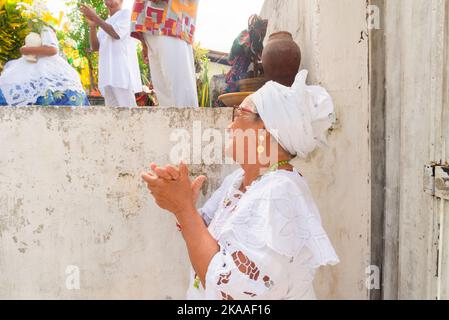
[141,70,339,300]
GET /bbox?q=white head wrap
[251,70,335,159]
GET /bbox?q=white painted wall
[258,0,449,300]
[384,0,449,300]
[0,0,373,300]
[208,61,230,80]
[261,0,371,299]
[0,107,235,299]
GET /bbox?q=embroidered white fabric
[187,169,339,300]
[0,27,85,106]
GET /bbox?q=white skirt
[0,55,86,106]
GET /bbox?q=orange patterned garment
[131,0,199,44]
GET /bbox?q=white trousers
[103,86,137,107]
[144,34,199,108]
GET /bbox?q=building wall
[383,0,449,300]
[0,107,235,299]
[261,0,371,299]
[0,0,435,301]
[208,61,230,80]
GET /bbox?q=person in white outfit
[142,70,340,300]
[131,0,199,107]
[0,26,89,107]
[81,0,142,107]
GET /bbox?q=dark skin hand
[80,4,120,52]
[20,46,58,57]
[85,17,100,52]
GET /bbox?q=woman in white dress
[142,70,339,300]
[81,0,142,107]
[0,27,89,107]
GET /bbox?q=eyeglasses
[232,105,259,122]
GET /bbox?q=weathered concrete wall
[383,0,449,300]
[0,0,373,300]
[0,107,235,299]
[261,0,371,299]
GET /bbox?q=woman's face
[225,97,266,165]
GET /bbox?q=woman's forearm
[177,208,220,288]
[80,4,120,40]
[21,46,57,57]
[98,19,120,40]
[89,26,100,51]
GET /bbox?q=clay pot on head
[262,31,301,86]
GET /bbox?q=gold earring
[258,135,265,154]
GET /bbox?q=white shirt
[98,9,142,94]
[186,168,339,300]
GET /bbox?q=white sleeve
[203,192,295,300]
[198,170,241,226]
[109,9,132,39]
[204,235,289,300]
[198,192,223,226]
[41,27,59,49]
[203,178,339,300]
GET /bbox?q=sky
[47,0,265,53]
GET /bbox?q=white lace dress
[186,168,339,300]
[0,27,88,106]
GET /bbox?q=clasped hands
[141,162,207,219]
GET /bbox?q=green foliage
[0,0,32,73]
[137,42,150,85]
[194,43,211,108]
[66,0,108,90]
